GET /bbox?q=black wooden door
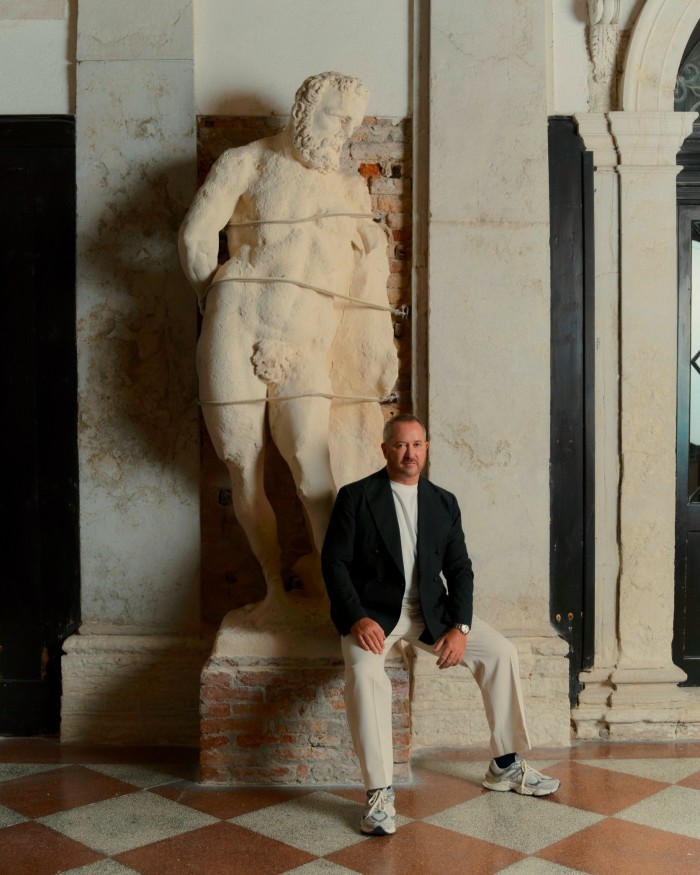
[0,117,80,734]
[548,117,595,704]
[675,205,700,685]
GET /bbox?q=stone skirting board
[409,632,572,750]
[199,607,409,785]
[572,667,700,741]
[61,632,211,746]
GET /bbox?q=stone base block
[200,601,410,785]
[572,665,700,741]
[408,631,571,750]
[61,631,210,746]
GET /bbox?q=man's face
[296,87,365,172]
[382,421,429,485]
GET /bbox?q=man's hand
[350,618,386,654]
[433,627,468,669]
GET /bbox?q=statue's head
[290,72,368,173]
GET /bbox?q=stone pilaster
[572,112,622,738]
[62,0,203,745]
[609,110,693,678]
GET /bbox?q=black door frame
[548,116,596,705]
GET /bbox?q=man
[322,414,559,837]
[179,72,397,605]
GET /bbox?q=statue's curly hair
[290,72,367,171]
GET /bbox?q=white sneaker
[361,786,396,835]
[482,755,560,796]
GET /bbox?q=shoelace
[516,759,548,792]
[366,788,392,820]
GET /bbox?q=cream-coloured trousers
[341,603,532,790]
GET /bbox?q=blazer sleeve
[321,485,369,633]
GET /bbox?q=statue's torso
[206,146,373,350]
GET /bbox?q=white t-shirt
[390,480,419,604]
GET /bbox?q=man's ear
[380,442,388,460]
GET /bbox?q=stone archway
[622,0,700,110]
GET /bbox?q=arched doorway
[675,24,700,684]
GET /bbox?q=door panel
[0,116,80,733]
[548,117,595,704]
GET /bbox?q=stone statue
[179,72,399,613]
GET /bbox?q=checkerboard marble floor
[1,738,700,875]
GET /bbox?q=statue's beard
[292,127,345,173]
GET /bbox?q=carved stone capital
[608,110,697,165]
[574,112,618,166]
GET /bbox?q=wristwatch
[453,623,470,635]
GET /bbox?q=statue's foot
[288,553,327,600]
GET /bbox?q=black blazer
[321,468,474,644]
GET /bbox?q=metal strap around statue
[225,210,378,228]
[199,390,399,408]
[206,210,409,317]
[200,210,403,408]
[205,275,408,317]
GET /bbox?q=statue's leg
[197,311,284,601]
[267,363,337,561]
[201,401,284,600]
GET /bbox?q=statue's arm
[178,149,250,310]
[348,219,399,398]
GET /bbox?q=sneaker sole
[482,779,559,797]
[361,823,396,836]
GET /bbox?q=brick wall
[200,654,410,785]
[195,116,413,627]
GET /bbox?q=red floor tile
[538,818,700,875]
[568,740,700,760]
[114,822,315,875]
[543,761,669,815]
[679,767,700,790]
[0,821,103,875]
[153,780,312,818]
[327,821,523,875]
[332,766,484,819]
[0,764,137,818]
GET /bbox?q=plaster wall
[428,1,553,632]
[0,0,74,114]
[75,0,199,635]
[193,0,410,117]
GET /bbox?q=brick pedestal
[200,605,410,785]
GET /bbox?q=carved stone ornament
[587,0,621,83]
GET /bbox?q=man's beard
[292,127,345,174]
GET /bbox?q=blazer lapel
[365,470,404,576]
